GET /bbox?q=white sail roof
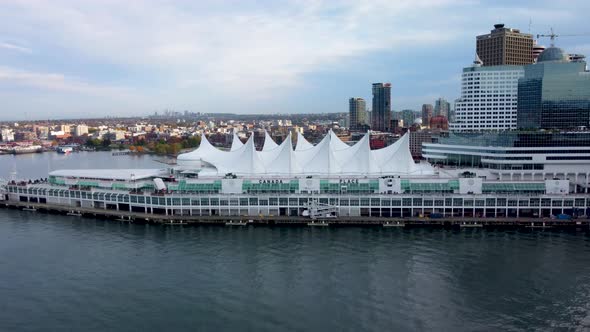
[295,132,314,151]
[340,133,380,174]
[329,130,351,151]
[214,135,266,175]
[262,130,279,151]
[176,131,430,176]
[265,132,303,174]
[378,134,419,174]
[230,131,244,151]
[303,133,342,174]
[177,132,227,165]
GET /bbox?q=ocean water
[1,152,590,331]
[0,151,164,180]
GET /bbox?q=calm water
[0,151,164,180]
[1,153,590,331]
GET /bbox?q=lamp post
[131,173,136,192]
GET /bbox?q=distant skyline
[1,0,589,120]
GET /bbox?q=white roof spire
[177,130,431,176]
[262,130,279,151]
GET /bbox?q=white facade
[1,128,14,142]
[74,124,89,136]
[450,59,523,132]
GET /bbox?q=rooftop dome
[537,46,570,63]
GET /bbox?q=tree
[85,138,101,147]
[166,143,182,155]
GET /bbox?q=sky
[0,0,589,120]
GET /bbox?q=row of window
[17,191,590,208]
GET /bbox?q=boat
[11,145,42,154]
[57,146,74,154]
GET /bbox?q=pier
[2,201,589,230]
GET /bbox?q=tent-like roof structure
[177,130,432,176]
[230,131,244,151]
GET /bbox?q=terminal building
[3,130,589,220]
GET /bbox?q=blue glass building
[517,47,590,130]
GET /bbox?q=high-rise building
[421,104,433,128]
[74,124,89,136]
[349,97,367,130]
[399,109,418,128]
[0,128,14,142]
[476,24,534,66]
[517,46,590,130]
[59,124,71,134]
[434,98,450,118]
[451,54,523,132]
[371,83,391,132]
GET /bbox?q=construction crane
[536,28,588,47]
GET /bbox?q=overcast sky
[0,0,589,120]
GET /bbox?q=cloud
[0,42,32,54]
[0,0,469,95]
[0,66,133,97]
[0,0,589,117]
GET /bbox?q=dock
[1,201,590,230]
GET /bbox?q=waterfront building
[517,47,590,130]
[105,130,126,141]
[349,98,368,130]
[423,131,590,192]
[371,83,391,132]
[59,125,71,134]
[421,104,433,128]
[476,23,534,66]
[36,126,49,140]
[1,128,15,142]
[14,131,37,141]
[434,98,450,118]
[450,55,523,131]
[4,128,590,222]
[74,125,89,137]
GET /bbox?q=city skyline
[1,1,589,120]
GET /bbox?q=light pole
[131,173,136,192]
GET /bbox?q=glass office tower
[517,47,590,130]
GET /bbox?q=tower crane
[536,27,588,47]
